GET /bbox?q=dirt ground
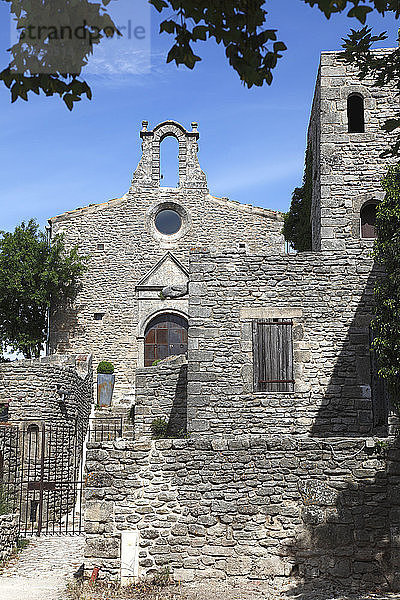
[64,578,400,600]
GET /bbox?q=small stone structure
[0,354,93,428]
[0,355,93,534]
[0,513,18,563]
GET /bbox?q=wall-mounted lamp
[56,384,69,404]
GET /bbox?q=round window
[155,209,182,235]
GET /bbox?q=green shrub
[372,164,400,408]
[151,417,169,439]
[97,361,114,374]
[152,359,161,366]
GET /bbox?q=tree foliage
[1,0,118,110]
[1,0,399,108]
[282,147,313,252]
[0,219,87,359]
[372,165,400,406]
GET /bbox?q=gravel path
[64,578,400,600]
[0,535,84,600]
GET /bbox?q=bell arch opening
[144,313,188,367]
[160,135,179,187]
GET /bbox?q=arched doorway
[144,313,188,367]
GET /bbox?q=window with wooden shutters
[253,319,294,392]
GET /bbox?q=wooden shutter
[253,319,294,392]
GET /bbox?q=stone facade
[84,436,400,590]
[0,513,18,563]
[187,249,389,438]
[48,121,284,401]
[42,49,400,588]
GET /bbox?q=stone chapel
[48,48,393,439]
[48,119,284,400]
[24,48,400,586]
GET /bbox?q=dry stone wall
[187,249,389,438]
[84,436,400,590]
[0,513,18,563]
[135,354,187,439]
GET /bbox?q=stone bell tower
[308,49,398,253]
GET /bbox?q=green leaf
[192,25,208,41]
[160,20,176,34]
[273,41,287,53]
[347,5,374,24]
[149,0,169,12]
[63,93,74,111]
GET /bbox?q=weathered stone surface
[0,354,93,427]
[161,284,188,299]
[83,435,400,588]
[0,514,18,563]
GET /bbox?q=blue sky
[0,1,398,232]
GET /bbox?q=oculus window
[155,209,182,235]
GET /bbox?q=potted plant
[97,361,115,407]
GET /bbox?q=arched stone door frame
[137,309,189,367]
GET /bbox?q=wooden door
[144,314,188,367]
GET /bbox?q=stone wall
[0,355,93,529]
[0,354,93,428]
[187,249,390,438]
[48,121,284,402]
[135,355,187,439]
[308,49,398,252]
[0,513,18,563]
[84,436,400,590]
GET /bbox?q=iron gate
[0,417,123,536]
